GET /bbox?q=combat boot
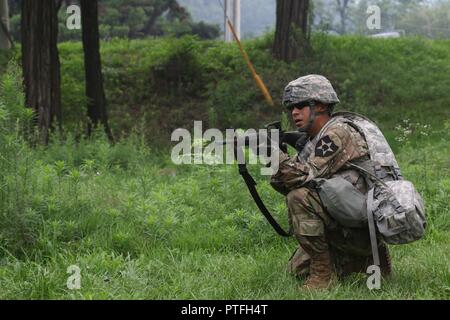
[286,246,310,279]
[303,250,333,290]
[337,245,392,279]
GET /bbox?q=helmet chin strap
[299,101,317,134]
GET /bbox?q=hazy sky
[178,0,276,38]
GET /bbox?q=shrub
[0,61,39,256]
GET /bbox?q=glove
[281,131,309,153]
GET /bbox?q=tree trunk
[339,8,346,34]
[337,0,350,35]
[21,0,62,144]
[143,8,163,36]
[80,0,113,141]
[273,0,309,63]
[142,0,182,36]
[0,0,11,49]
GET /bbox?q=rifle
[217,121,307,155]
[217,7,309,237]
[216,121,308,237]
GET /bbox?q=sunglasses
[286,102,312,111]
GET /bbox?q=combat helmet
[282,74,340,108]
[282,75,340,132]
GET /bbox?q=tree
[139,0,189,36]
[273,0,310,63]
[0,0,12,49]
[397,0,450,38]
[97,0,190,38]
[21,0,62,144]
[336,0,353,34]
[80,0,113,141]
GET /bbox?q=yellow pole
[226,19,275,108]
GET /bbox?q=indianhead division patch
[315,135,339,157]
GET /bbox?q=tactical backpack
[316,112,427,265]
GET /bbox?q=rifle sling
[238,163,292,238]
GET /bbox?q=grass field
[0,35,449,299]
[0,123,448,299]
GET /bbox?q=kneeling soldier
[271,75,391,289]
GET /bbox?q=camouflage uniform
[272,117,375,276]
[273,75,390,285]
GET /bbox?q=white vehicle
[370,31,405,38]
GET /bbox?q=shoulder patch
[315,135,339,157]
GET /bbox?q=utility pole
[233,0,241,40]
[0,0,11,50]
[224,0,240,42]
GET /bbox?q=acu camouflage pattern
[334,112,403,181]
[334,112,427,245]
[282,75,340,108]
[285,186,377,278]
[287,237,390,278]
[271,115,375,274]
[371,178,427,244]
[271,116,369,194]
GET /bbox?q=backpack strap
[367,188,380,266]
[348,160,385,267]
[346,161,389,189]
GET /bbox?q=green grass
[53,35,450,141]
[0,124,448,299]
[0,35,449,299]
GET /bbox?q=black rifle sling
[238,163,292,237]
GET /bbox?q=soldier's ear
[315,103,328,114]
